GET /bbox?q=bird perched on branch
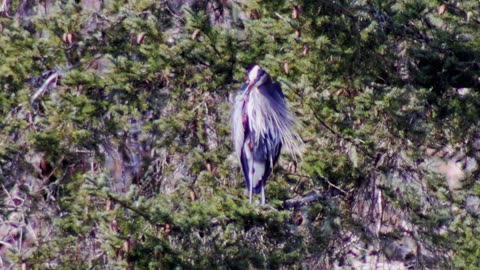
[231,65,301,205]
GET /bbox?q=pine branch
[307,102,365,146]
[84,177,164,226]
[284,191,326,208]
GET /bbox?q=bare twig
[323,176,348,195]
[0,240,12,250]
[1,184,15,206]
[42,155,65,182]
[162,2,185,23]
[30,71,62,106]
[287,172,348,195]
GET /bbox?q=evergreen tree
[0,0,479,268]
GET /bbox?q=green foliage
[0,0,479,269]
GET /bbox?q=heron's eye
[257,69,265,78]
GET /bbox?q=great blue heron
[231,65,301,204]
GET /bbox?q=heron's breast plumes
[246,85,302,158]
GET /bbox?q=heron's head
[246,65,270,92]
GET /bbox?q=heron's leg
[260,184,265,205]
[249,158,255,204]
[249,181,253,204]
[249,168,253,204]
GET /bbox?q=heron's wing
[271,82,285,99]
[258,82,302,158]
